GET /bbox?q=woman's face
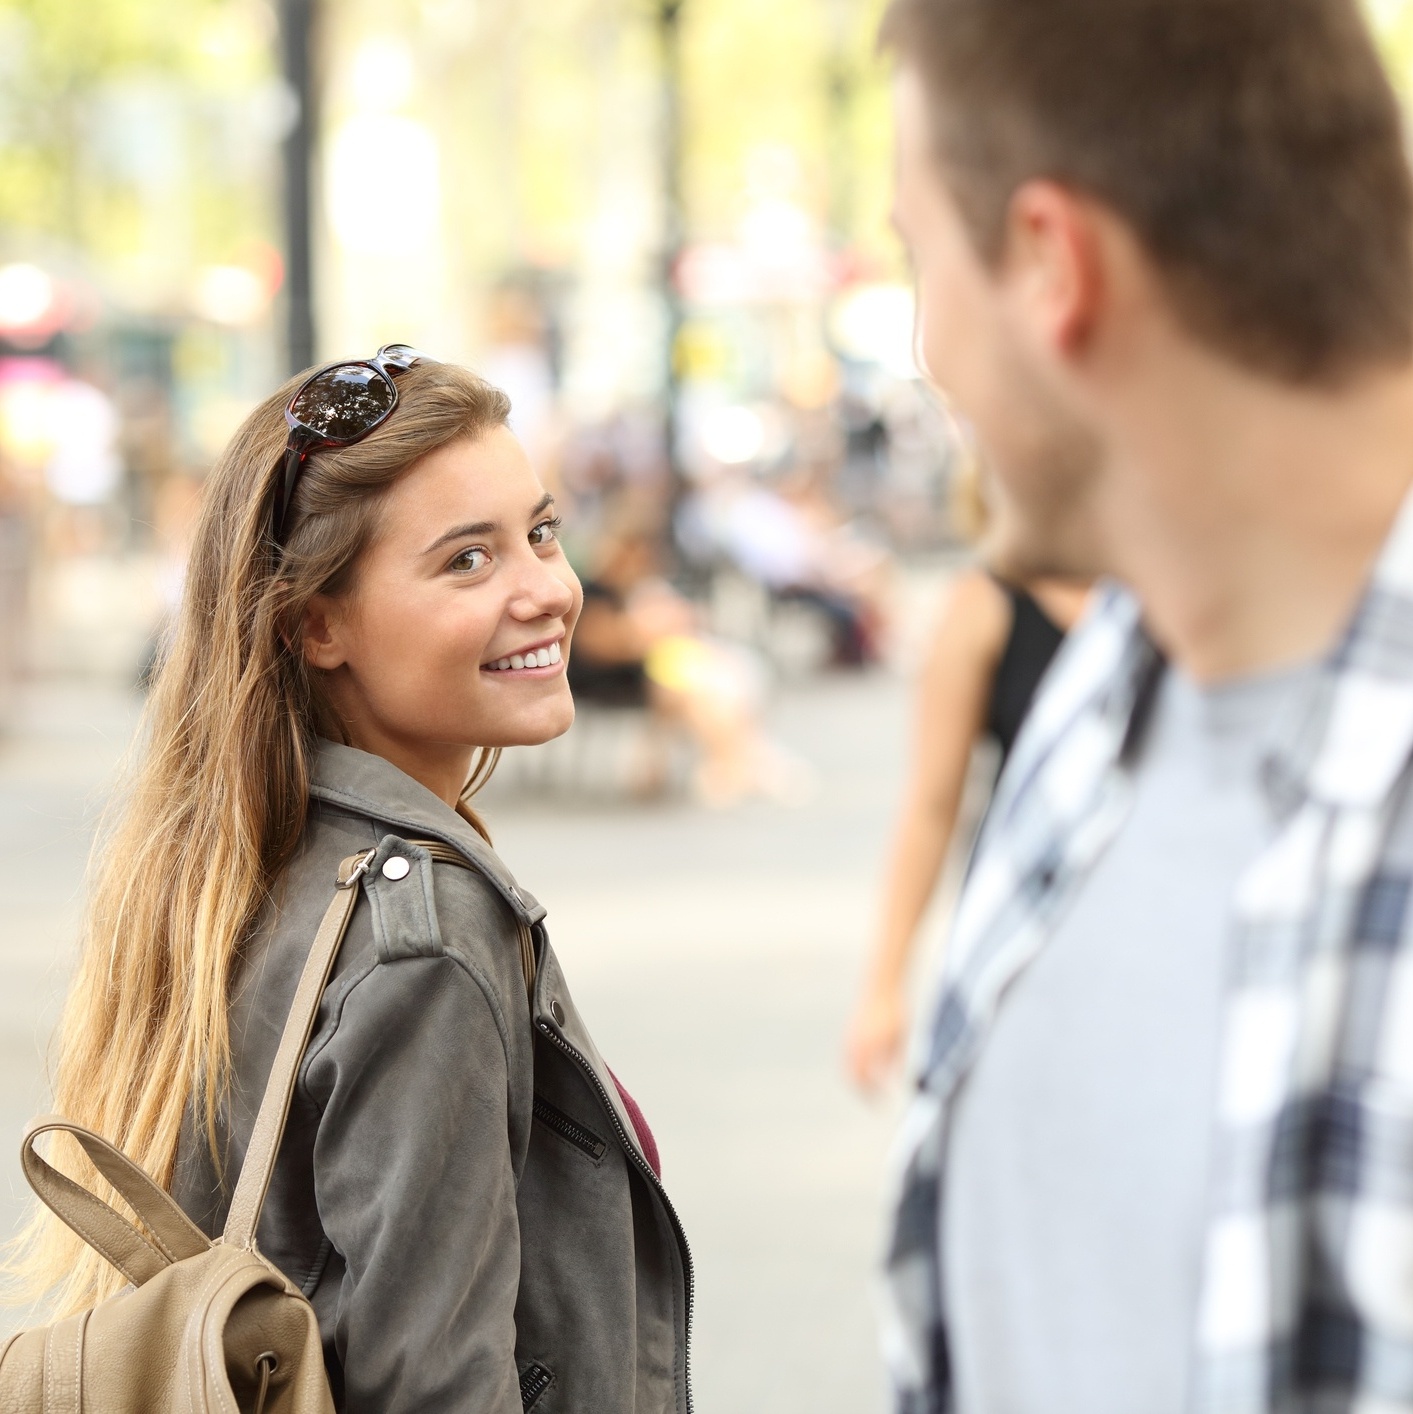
[302,426,582,803]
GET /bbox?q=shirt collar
[1277,484,1413,810]
[1053,482,1413,819]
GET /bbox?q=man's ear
[300,593,349,672]
[1003,180,1106,358]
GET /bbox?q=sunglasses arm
[273,445,307,542]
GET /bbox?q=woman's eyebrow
[422,520,496,555]
[420,495,556,556]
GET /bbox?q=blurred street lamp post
[280,0,320,375]
[824,0,857,248]
[657,0,687,511]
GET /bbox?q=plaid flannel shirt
[880,490,1413,1414]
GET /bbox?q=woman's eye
[529,516,562,547]
[449,546,490,574]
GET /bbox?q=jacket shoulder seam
[298,950,514,1107]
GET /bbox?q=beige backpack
[0,848,383,1414]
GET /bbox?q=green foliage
[680,0,892,249]
[0,0,275,268]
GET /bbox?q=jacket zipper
[533,1094,607,1160]
[537,1021,695,1414]
[518,1361,553,1410]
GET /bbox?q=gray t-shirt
[942,660,1315,1414]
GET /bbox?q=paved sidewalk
[0,670,934,1413]
[0,684,143,1201]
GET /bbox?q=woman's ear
[301,593,350,671]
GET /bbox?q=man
[878,2,1413,1412]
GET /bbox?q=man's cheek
[921,269,969,356]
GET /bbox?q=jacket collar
[309,740,546,926]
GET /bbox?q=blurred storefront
[0,0,949,720]
[8,0,1413,720]
[0,0,287,707]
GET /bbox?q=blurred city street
[0,655,950,1413]
[6,0,1413,1408]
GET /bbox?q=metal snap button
[381,856,411,881]
[550,1000,565,1026]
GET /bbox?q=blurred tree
[0,0,281,301]
[0,0,199,239]
[282,0,897,404]
[677,0,890,253]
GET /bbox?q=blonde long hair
[11,360,510,1314]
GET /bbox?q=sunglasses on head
[270,343,438,543]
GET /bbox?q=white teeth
[487,643,562,671]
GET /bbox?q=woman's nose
[508,554,576,621]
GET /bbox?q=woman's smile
[481,637,565,675]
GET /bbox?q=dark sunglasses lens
[290,365,396,440]
[378,343,427,372]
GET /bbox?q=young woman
[19,349,692,1412]
[845,566,1091,1091]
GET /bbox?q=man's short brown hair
[882,0,1413,383]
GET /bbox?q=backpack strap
[223,848,375,1250]
[21,1118,210,1286]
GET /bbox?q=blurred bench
[705,570,841,679]
[486,702,686,802]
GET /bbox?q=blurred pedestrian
[845,563,1089,1091]
[571,523,809,804]
[8,351,692,1411]
[877,1,1413,1412]
[719,469,890,667]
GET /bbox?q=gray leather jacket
[172,742,693,1414]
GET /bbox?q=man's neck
[1099,355,1413,683]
